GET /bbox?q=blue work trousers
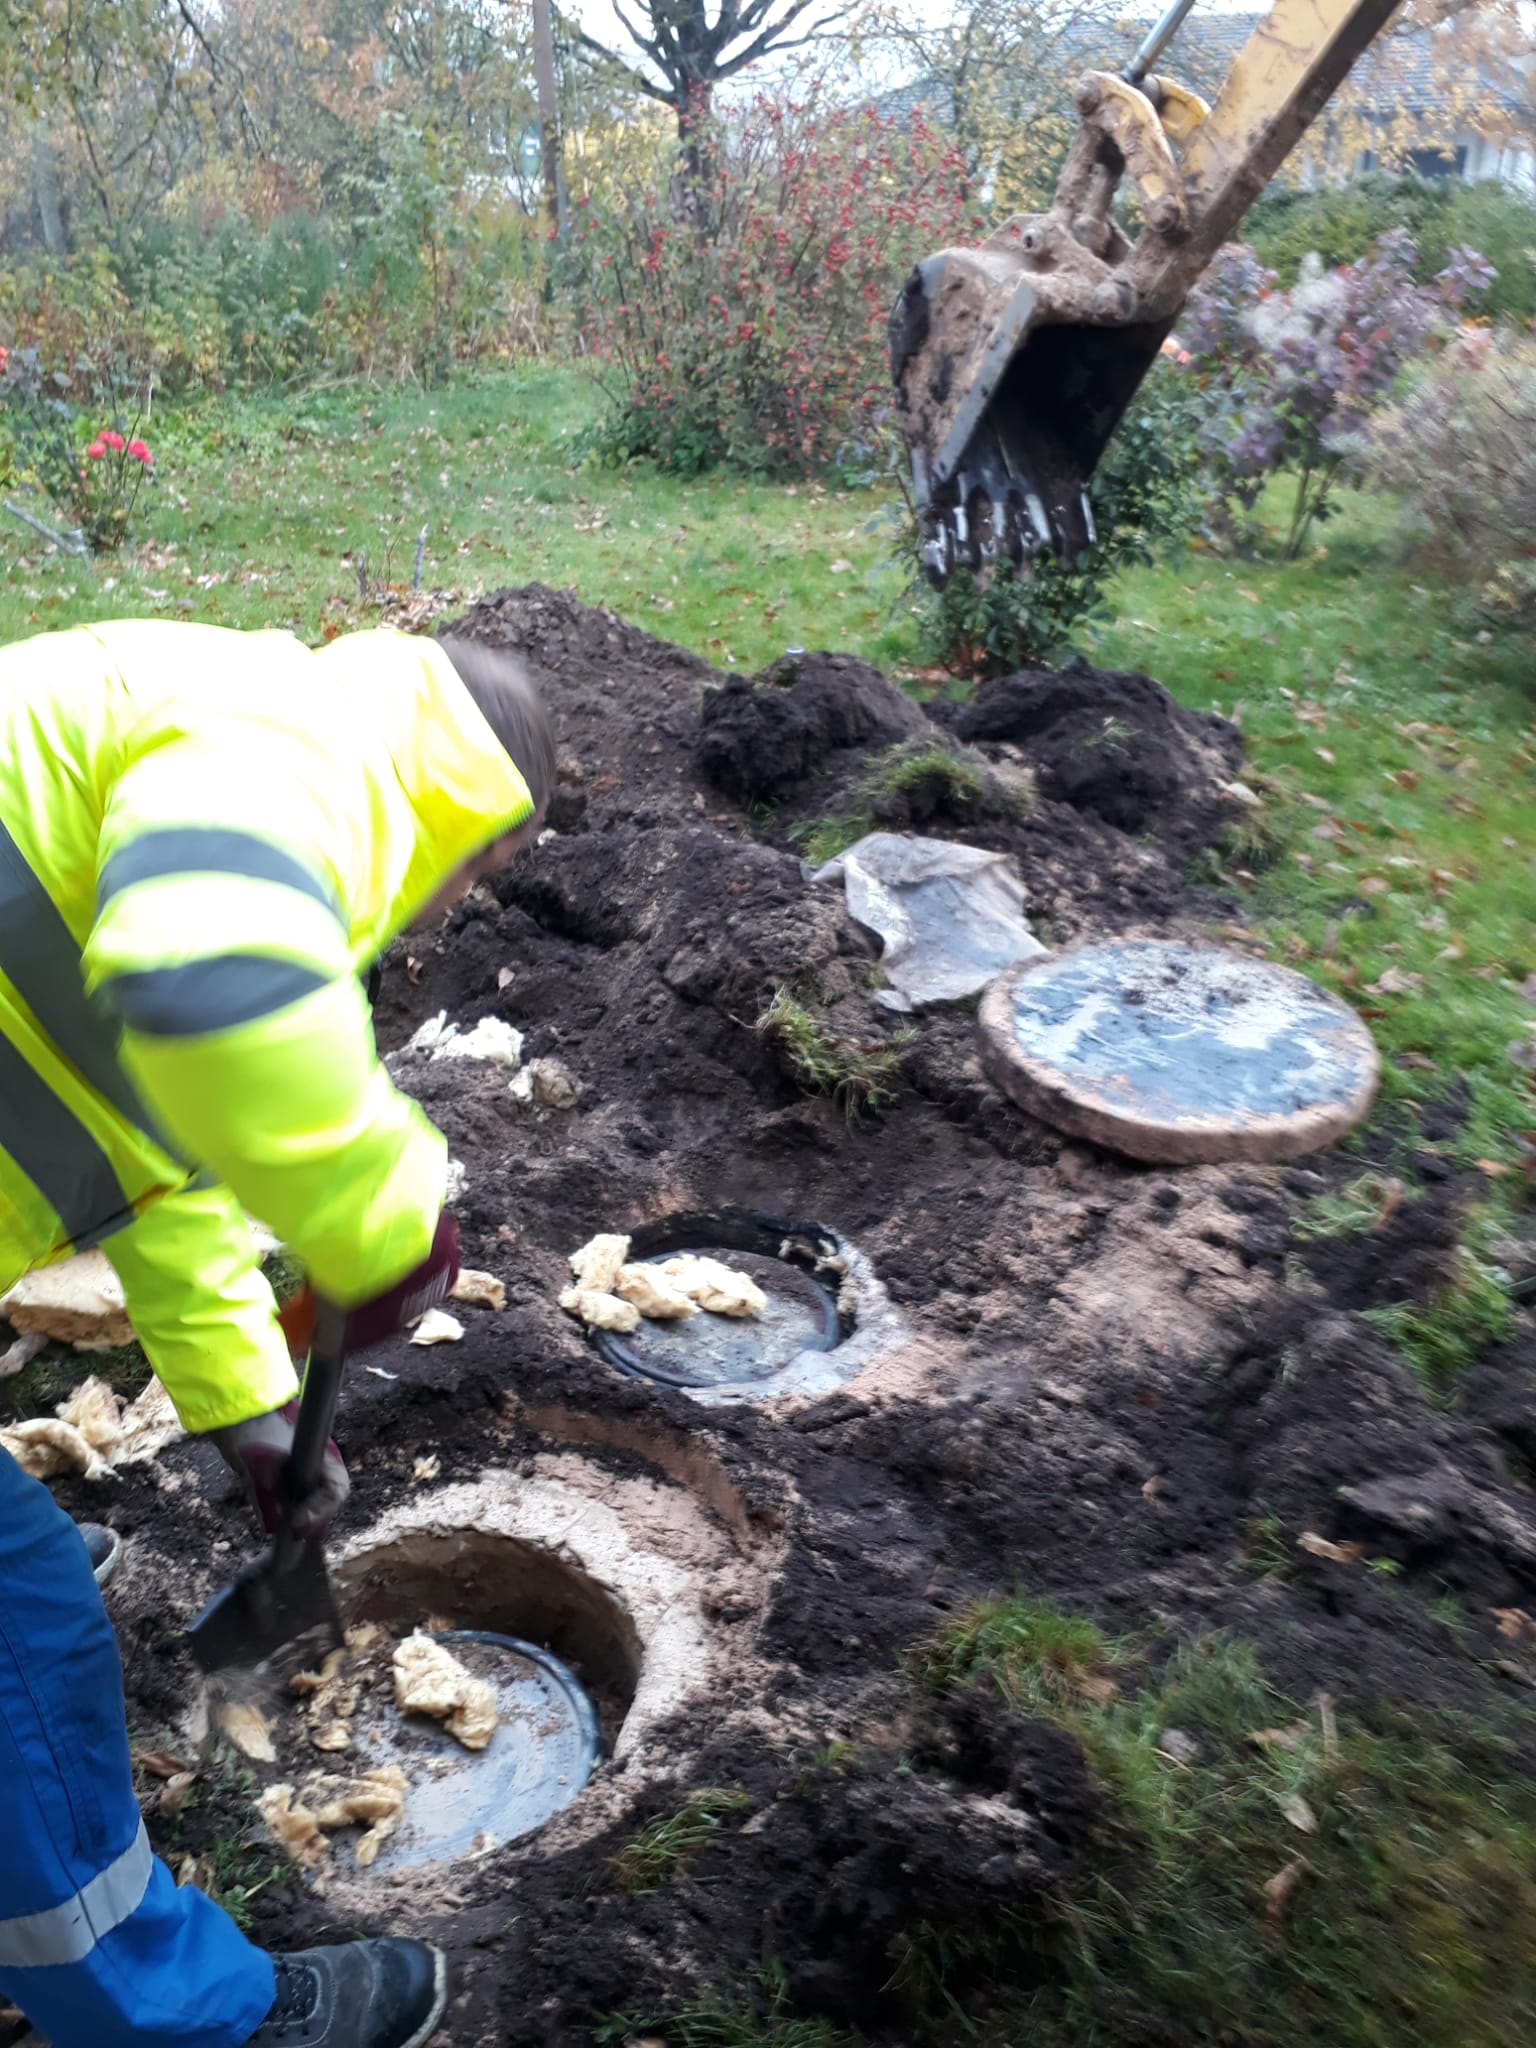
[0,1446,275,2047]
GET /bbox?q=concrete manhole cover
[344,1631,600,1872]
[978,940,1380,1164]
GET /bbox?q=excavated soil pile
[46,587,1536,2047]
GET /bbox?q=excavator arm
[890,0,1403,582]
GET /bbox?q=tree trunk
[672,81,716,224]
[30,120,67,256]
[530,0,562,233]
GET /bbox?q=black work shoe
[246,1940,447,2048]
[79,1522,122,1588]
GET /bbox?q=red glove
[210,1404,350,1537]
[277,1212,461,1357]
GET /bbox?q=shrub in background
[1176,228,1496,554]
[1247,174,1536,326]
[569,98,976,479]
[1366,334,1536,626]
[0,138,548,400]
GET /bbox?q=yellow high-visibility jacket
[0,619,533,1433]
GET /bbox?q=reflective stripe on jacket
[0,620,532,1432]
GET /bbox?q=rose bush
[0,346,156,552]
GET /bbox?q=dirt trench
[62,588,1536,2046]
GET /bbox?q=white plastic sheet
[813,833,1046,1011]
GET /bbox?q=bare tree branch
[716,7,844,76]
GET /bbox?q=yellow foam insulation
[218,1702,277,1763]
[560,1234,767,1334]
[393,1632,498,1752]
[0,1373,184,1483]
[258,1767,407,1871]
[450,1269,506,1312]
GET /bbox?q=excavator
[890,0,1403,583]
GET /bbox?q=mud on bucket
[587,1208,900,1404]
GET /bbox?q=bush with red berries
[566,96,977,480]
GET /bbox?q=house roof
[878,14,1528,128]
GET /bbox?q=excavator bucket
[890,246,1171,582]
[890,0,1403,585]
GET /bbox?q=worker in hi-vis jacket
[0,619,553,2048]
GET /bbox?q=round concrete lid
[978,940,1379,1164]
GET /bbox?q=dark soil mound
[64,587,1536,2048]
[696,654,930,804]
[944,656,1243,842]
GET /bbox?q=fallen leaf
[136,1747,193,1780]
[1364,967,1422,996]
[1158,1728,1200,1766]
[1397,1051,1437,1071]
[1281,1794,1318,1834]
[159,1771,198,1819]
[1315,747,1337,765]
[1247,1724,1308,1752]
[1141,1474,1164,1501]
[829,558,853,574]
[1297,1531,1365,1565]
[1316,1691,1339,1765]
[1390,769,1419,790]
[497,966,515,990]
[405,956,423,986]
[1077,1672,1118,1704]
[1358,876,1390,895]
[1476,1159,1511,1179]
[1492,1607,1536,1644]
[1264,1857,1309,1925]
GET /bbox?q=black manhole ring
[590,1207,853,1391]
[349,1630,602,1874]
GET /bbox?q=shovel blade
[187,1535,344,1679]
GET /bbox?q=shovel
[188,1304,347,1678]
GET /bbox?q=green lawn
[4,365,1532,1382]
[0,368,915,670]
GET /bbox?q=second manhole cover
[979,940,1379,1164]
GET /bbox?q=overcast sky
[561,0,1264,96]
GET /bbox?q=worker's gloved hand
[210,1405,351,1538]
[277,1211,461,1358]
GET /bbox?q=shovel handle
[285,1298,347,1519]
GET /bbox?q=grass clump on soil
[790,741,1035,869]
[869,738,985,801]
[788,813,871,868]
[1363,1221,1516,1390]
[916,1593,1119,1710]
[1292,1169,1408,1241]
[912,1595,1536,2048]
[596,1962,859,2048]
[755,988,913,1123]
[610,1787,750,1896]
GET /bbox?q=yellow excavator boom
[890,0,1403,581]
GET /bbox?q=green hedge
[1246,174,1536,324]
